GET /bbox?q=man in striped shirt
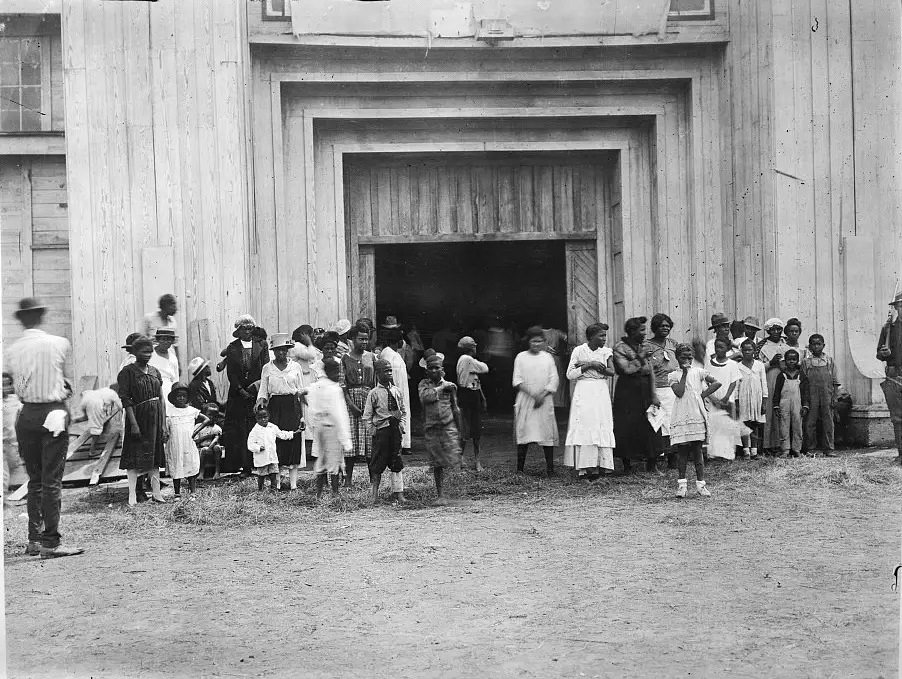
[5,298,84,559]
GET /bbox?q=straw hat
[890,291,902,306]
[155,328,177,341]
[742,316,762,331]
[188,357,209,377]
[14,297,46,318]
[121,332,142,350]
[382,315,401,329]
[419,349,445,369]
[270,332,293,350]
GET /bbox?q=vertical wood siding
[62,0,252,386]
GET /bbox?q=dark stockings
[434,467,444,498]
[345,458,355,486]
[257,473,279,491]
[676,443,705,482]
[516,445,554,473]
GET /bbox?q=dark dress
[222,339,269,473]
[188,376,218,411]
[118,363,166,471]
[612,339,655,465]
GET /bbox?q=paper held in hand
[646,404,666,432]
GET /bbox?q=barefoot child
[306,357,352,498]
[194,404,224,480]
[772,349,809,458]
[362,359,406,504]
[668,343,722,497]
[247,407,303,491]
[801,334,841,457]
[736,339,768,458]
[165,382,209,499]
[418,349,462,503]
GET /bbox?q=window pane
[0,110,20,131]
[0,62,18,86]
[20,39,41,63]
[20,108,41,130]
[20,61,40,86]
[0,86,19,111]
[20,85,41,111]
[0,40,19,64]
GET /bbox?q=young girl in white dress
[705,337,742,460]
[165,382,209,499]
[736,339,768,458]
[668,344,722,498]
[563,323,616,480]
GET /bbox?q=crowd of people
[5,291,902,560]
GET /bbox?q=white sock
[677,478,687,485]
[696,480,706,488]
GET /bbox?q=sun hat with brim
[763,317,784,332]
[14,297,47,317]
[382,315,401,329]
[122,332,142,350]
[155,328,177,340]
[419,349,445,369]
[232,314,257,338]
[457,336,477,349]
[167,381,190,405]
[332,319,352,336]
[890,291,902,305]
[188,357,209,377]
[742,316,762,331]
[270,332,293,350]
[708,313,730,330]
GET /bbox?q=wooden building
[1,0,900,442]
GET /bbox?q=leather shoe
[25,541,41,556]
[40,545,85,560]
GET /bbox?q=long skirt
[612,374,654,461]
[347,386,372,461]
[564,379,615,471]
[268,394,305,467]
[120,398,165,471]
[762,366,782,449]
[222,391,255,473]
[708,408,739,460]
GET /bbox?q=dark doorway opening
[374,240,567,413]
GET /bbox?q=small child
[772,348,810,458]
[305,357,352,498]
[668,343,722,498]
[362,359,406,504]
[801,334,841,457]
[736,339,768,458]
[194,403,224,480]
[166,382,209,499]
[418,349,462,504]
[247,406,303,491]
[3,372,24,501]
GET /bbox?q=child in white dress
[247,407,303,491]
[705,337,742,460]
[668,344,722,498]
[165,382,209,499]
[736,339,768,458]
[306,357,353,498]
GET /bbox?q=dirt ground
[4,422,900,679]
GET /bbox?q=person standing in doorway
[5,298,83,558]
[512,326,560,475]
[877,291,902,462]
[143,293,179,361]
[456,335,489,471]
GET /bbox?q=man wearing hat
[877,291,902,460]
[418,349,462,502]
[187,357,219,411]
[704,313,739,366]
[456,335,489,471]
[142,293,179,361]
[5,298,83,559]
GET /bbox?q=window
[0,37,45,132]
[668,0,714,20]
[262,0,293,21]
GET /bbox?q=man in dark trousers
[6,298,84,559]
[877,291,902,462]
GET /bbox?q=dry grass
[55,452,902,533]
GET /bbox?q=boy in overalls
[802,334,842,458]
[772,349,809,458]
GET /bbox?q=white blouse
[258,360,305,401]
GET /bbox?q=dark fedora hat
[14,297,47,317]
[708,312,730,330]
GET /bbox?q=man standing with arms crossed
[6,298,84,559]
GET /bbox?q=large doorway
[374,240,567,412]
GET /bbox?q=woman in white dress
[512,326,560,475]
[564,323,616,480]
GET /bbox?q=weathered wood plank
[357,231,596,245]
